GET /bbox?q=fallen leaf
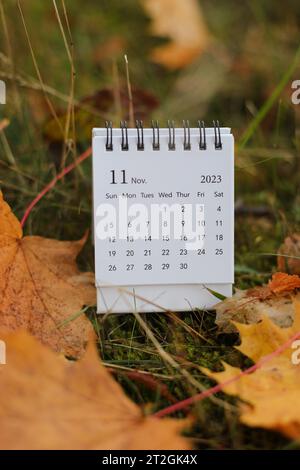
[204,301,300,440]
[216,290,299,333]
[278,233,300,275]
[215,273,300,332]
[0,330,190,450]
[143,0,210,69]
[246,272,300,299]
[268,272,300,294]
[0,118,10,132]
[0,191,95,358]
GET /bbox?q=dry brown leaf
[216,290,298,332]
[143,0,210,69]
[0,191,95,358]
[268,272,300,294]
[203,301,300,440]
[246,272,300,299]
[278,234,300,275]
[215,273,300,332]
[0,330,190,450]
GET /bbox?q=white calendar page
[93,127,234,313]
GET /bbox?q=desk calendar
[93,121,234,313]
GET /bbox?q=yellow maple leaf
[203,301,300,440]
[0,330,190,450]
[0,191,96,358]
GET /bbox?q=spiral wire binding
[168,120,176,150]
[104,121,223,150]
[105,121,113,151]
[136,120,144,150]
[151,120,160,150]
[183,120,191,150]
[120,121,129,150]
[213,120,222,150]
[198,120,206,150]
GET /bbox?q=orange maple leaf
[0,191,95,357]
[0,330,190,450]
[245,272,300,301]
[268,272,300,295]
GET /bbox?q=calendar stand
[93,122,234,313]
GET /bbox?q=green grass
[1,0,300,450]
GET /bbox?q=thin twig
[131,310,235,411]
[112,59,122,121]
[17,0,64,136]
[0,69,109,118]
[0,0,21,114]
[124,54,134,126]
[0,120,26,185]
[52,0,77,171]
